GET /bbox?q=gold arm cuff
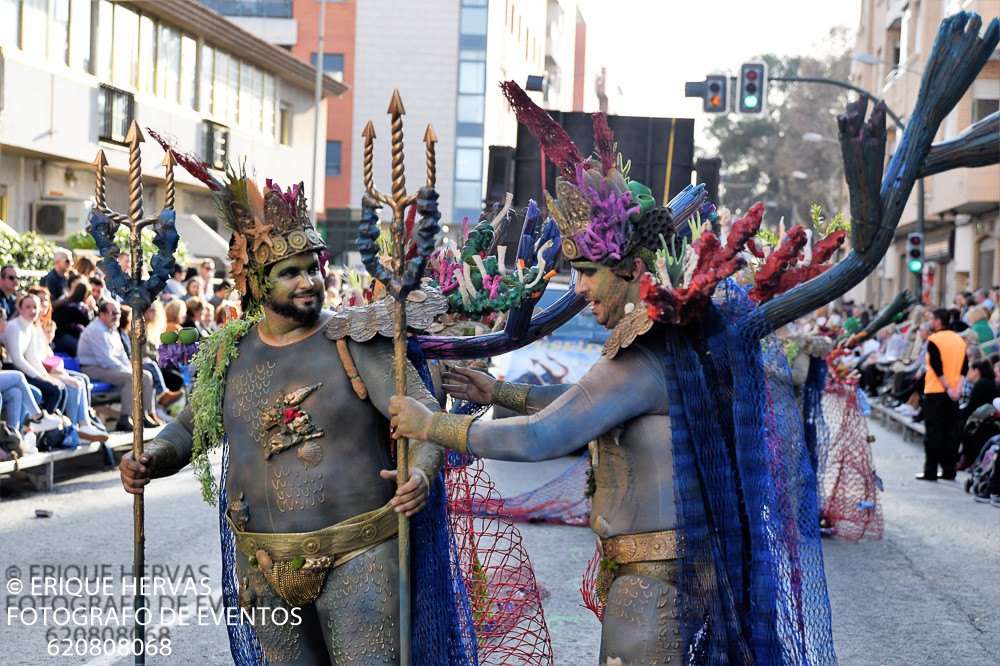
[428,412,474,455]
[491,381,532,413]
[598,530,679,565]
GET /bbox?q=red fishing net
[445,456,555,664]
[818,355,884,542]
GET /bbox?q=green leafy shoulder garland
[188,312,261,504]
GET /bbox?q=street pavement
[0,418,997,665]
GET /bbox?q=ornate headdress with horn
[147,130,325,309]
[501,81,674,276]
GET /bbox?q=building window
[50,0,70,65]
[198,0,294,18]
[157,24,181,102]
[457,94,484,123]
[278,103,292,145]
[98,84,134,144]
[203,120,229,169]
[112,3,139,89]
[456,147,483,180]
[263,74,276,137]
[455,181,483,210]
[68,0,91,72]
[181,35,197,109]
[971,79,1000,124]
[326,141,342,177]
[138,15,156,94]
[460,7,488,35]
[0,0,20,48]
[458,61,486,94]
[310,53,345,82]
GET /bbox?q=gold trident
[362,89,437,222]
[361,90,436,666]
[91,119,175,666]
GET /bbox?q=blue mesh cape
[803,355,831,510]
[213,341,478,664]
[663,281,836,664]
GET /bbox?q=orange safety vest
[924,330,966,394]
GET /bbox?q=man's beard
[267,290,323,325]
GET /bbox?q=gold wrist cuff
[427,413,474,455]
[491,381,532,413]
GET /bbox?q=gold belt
[227,503,398,607]
[595,530,680,606]
[618,560,678,586]
[599,529,679,565]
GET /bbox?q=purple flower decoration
[572,165,638,263]
[158,342,201,369]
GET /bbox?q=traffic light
[906,232,924,273]
[704,75,728,113]
[738,62,768,114]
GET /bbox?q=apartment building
[0,0,344,263]
[205,0,603,260]
[850,0,1000,307]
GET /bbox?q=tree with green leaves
[707,28,852,233]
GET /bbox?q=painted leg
[315,539,400,664]
[600,571,684,665]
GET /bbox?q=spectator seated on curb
[2,293,107,442]
[77,301,161,433]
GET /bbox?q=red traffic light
[747,70,758,80]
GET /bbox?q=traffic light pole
[770,75,925,300]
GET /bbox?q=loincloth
[596,530,679,605]
[227,502,398,607]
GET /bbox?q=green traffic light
[908,259,923,273]
[744,94,759,108]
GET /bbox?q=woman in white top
[3,294,106,442]
[0,308,62,433]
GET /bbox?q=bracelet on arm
[427,413,475,456]
[491,381,532,414]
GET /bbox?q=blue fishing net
[664,280,836,665]
[407,340,480,663]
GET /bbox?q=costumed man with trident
[118,93,481,664]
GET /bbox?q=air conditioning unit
[31,199,91,240]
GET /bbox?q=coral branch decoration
[641,203,765,326]
[425,199,558,320]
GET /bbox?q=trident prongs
[362,90,438,223]
[423,123,437,189]
[92,121,176,237]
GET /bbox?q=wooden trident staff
[88,120,180,666]
[358,90,440,665]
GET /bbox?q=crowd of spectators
[801,289,1000,508]
[0,250,239,462]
